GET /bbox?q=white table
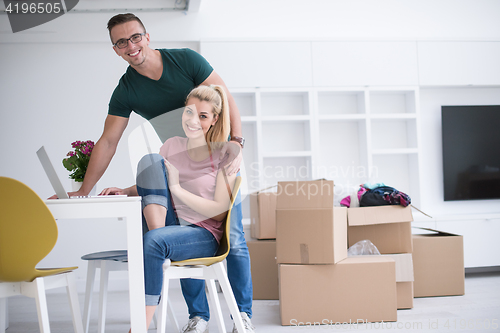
[45,196,147,333]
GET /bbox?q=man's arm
[69,115,129,196]
[201,71,243,175]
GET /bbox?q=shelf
[371,118,418,150]
[261,156,313,187]
[262,151,312,158]
[261,115,311,122]
[370,114,417,119]
[241,116,257,122]
[371,154,420,202]
[261,91,310,116]
[261,121,311,154]
[369,90,416,114]
[233,86,421,209]
[318,114,366,121]
[372,148,419,155]
[232,92,256,117]
[317,90,366,115]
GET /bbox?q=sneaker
[181,316,209,333]
[232,312,255,333]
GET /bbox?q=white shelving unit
[234,87,422,214]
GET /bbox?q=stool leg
[82,261,97,333]
[98,261,110,333]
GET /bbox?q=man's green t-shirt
[108,48,213,135]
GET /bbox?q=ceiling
[1,0,202,14]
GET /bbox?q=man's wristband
[230,136,245,149]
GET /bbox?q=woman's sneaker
[232,312,255,333]
[181,316,209,333]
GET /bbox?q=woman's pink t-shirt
[159,137,224,242]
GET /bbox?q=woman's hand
[100,187,127,196]
[164,158,180,191]
[219,141,242,175]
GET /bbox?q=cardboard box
[279,256,397,326]
[381,253,414,309]
[381,253,414,283]
[354,253,414,309]
[397,282,414,309]
[348,206,413,254]
[276,180,334,209]
[250,191,277,239]
[276,207,347,264]
[412,228,464,297]
[247,240,279,300]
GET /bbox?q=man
[70,13,254,333]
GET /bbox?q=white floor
[4,272,500,333]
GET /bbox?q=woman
[101,85,236,332]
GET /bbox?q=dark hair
[107,13,146,42]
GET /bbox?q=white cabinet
[200,42,313,88]
[435,218,500,268]
[312,42,419,86]
[202,40,500,89]
[418,41,500,86]
[234,87,422,209]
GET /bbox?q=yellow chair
[156,176,246,333]
[0,177,84,333]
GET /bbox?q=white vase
[71,180,97,196]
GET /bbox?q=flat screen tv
[442,105,500,201]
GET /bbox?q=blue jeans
[181,179,253,320]
[136,154,219,307]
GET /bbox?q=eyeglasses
[113,33,146,49]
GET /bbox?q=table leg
[125,203,147,333]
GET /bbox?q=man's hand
[48,188,88,199]
[219,141,242,176]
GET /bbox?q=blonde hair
[186,85,230,149]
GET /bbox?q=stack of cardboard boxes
[248,179,465,326]
[347,205,415,309]
[276,180,397,325]
[248,189,279,300]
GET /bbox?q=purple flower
[64,140,95,180]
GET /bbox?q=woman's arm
[165,159,237,221]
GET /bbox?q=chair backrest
[128,121,163,179]
[172,176,242,267]
[0,177,58,282]
[215,176,242,257]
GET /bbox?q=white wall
[1,0,500,286]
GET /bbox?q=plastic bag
[347,239,381,256]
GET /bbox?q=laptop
[36,146,126,199]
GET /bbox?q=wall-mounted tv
[442,105,500,201]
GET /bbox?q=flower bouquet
[62,140,94,182]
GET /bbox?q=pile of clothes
[340,183,411,208]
